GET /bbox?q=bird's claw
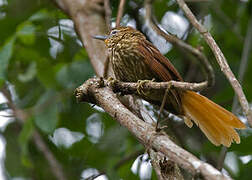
[156,124,168,132]
[106,77,117,87]
[136,79,154,96]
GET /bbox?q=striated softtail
[181,90,246,147]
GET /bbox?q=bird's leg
[105,77,121,94]
[155,117,169,132]
[156,82,172,131]
[107,77,115,84]
[106,77,120,88]
[136,79,155,96]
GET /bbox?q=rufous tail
[181,90,246,147]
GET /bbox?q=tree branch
[232,10,252,114]
[217,9,252,171]
[144,0,215,88]
[106,79,208,96]
[175,0,252,126]
[149,149,166,180]
[116,0,126,27]
[54,0,109,77]
[104,0,112,31]
[75,77,231,180]
[149,149,184,180]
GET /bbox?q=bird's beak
[92,35,108,41]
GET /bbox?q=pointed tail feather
[181,90,246,147]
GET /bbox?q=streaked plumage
[98,26,246,147]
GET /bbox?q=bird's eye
[110,30,118,35]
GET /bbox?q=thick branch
[144,0,215,88]
[149,149,184,180]
[175,0,252,126]
[55,0,109,77]
[75,78,231,180]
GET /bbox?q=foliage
[0,0,251,179]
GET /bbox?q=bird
[93,26,246,147]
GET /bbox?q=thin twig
[116,0,126,27]
[144,0,214,88]
[156,87,169,130]
[232,11,252,114]
[47,35,64,42]
[217,10,252,171]
[75,78,231,180]
[217,147,227,170]
[107,79,208,96]
[33,131,67,180]
[104,0,112,31]
[175,0,252,126]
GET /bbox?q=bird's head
[93,26,145,48]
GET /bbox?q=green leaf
[29,9,51,21]
[34,90,58,133]
[16,21,36,45]
[18,61,37,82]
[36,58,59,88]
[0,36,16,81]
[21,155,33,169]
[56,60,93,89]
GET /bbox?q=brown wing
[137,39,183,114]
[137,40,183,82]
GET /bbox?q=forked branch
[75,78,231,180]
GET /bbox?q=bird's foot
[136,79,154,96]
[106,77,117,87]
[156,123,168,132]
[106,77,121,94]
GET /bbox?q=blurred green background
[0,0,252,179]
